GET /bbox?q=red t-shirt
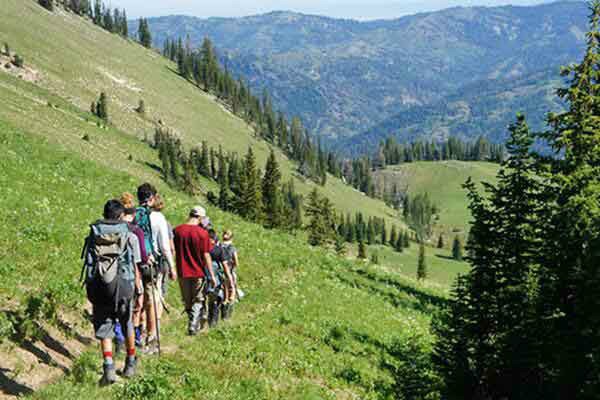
[174,224,210,279]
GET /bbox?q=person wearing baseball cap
[173,205,216,335]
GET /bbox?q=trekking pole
[150,265,161,356]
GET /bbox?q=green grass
[376,161,499,234]
[0,0,400,228]
[0,119,444,399]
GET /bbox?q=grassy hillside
[375,161,499,235]
[0,87,449,399]
[0,2,473,398]
[0,0,399,228]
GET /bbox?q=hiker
[220,230,238,319]
[153,194,175,297]
[136,183,176,354]
[207,229,225,328]
[174,206,216,335]
[83,200,139,385]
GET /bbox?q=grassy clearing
[1,120,444,399]
[0,0,400,227]
[376,161,499,234]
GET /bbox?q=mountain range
[133,1,587,153]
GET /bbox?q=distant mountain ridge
[133,1,587,153]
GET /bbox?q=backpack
[135,206,155,257]
[82,221,135,306]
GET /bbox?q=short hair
[208,229,218,241]
[123,207,137,216]
[104,200,125,220]
[153,194,165,211]
[137,183,156,204]
[222,230,233,241]
[120,192,135,209]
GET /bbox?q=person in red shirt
[174,206,216,335]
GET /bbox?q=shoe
[115,340,125,355]
[142,336,159,355]
[208,305,220,328]
[100,363,117,386]
[199,319,209,334]
[122,357,137,379]
[222,304,234,320]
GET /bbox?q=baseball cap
[190,206,207,218]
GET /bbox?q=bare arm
[204,252,215,284]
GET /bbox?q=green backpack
[82,220,135,306]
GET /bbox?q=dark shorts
[92,299,134,340]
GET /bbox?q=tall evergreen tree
[217,152,230,211]
[452,236,463,261]
[417,243,427,281]
[236,147,262,222]
[437,234,445,249]
[262,149,282,229]
[358,240,367,260]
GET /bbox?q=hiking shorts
[92,299,133,340]
[179,278,206,312]
[143,273,164,319]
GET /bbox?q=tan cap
[190,206,206,218]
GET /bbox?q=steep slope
[137,1,587,146]
[374,161,500,234]
[0,0,399,227]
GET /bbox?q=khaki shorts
[179,278,206,312]
[143,273,164,319]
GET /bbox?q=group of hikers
[81,183,241,385]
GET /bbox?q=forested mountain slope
[137,1,586,150]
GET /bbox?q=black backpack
[81,220,135,307]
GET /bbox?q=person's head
[208,228,218,245]
[120,192,135,209]
[137,183,157,206]
[153,194,165,212]
[122,207,136,223]
[189,206,206,222]
[222,230,233,243]
[104,199,125,221]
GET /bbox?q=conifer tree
[358,240,367,260]
[138,18,152,48]
[535,2,600,393]
[217,152,230,211]
[452,236,462,261]
[335,235,346,256]
[236,147,262,222]
[96,92,108,122]
[390,225,398,248]
[262,149,282,229]
[39,0,54,11]
[417,243,427,281]
[403,231,410,249]
[136,99,145,115]
[395,233,404,253]
[437,234,445,249]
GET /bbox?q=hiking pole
[150,265,161,357]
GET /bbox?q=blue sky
[110,0,552,19]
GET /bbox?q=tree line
[38,0,129,39]
[162,37,332,185]
[433,3,600,397]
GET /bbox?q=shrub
[12,54,24,68]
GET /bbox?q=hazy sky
[110,0,552,20]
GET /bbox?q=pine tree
[138,18,152,48]
[357,240,367,260]
[390,225,398,248]
[437,234,445,249]
[136,99,145,115]
[217,152,230,211]
[96,92,108,122]
[262,149,282,229]
[403,231,410,249]
[335,235,346,256]
[417,243,427,281]
[236,147,262,222]
[39,0,54,11]
[452,236,462,261]
[395,232,404,253]
[370,253,379,265]
[534,2,600,393]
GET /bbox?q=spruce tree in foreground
[417,243,427,281]
[39,0,54,11]
[217,153,230,211]
[236,147,262,222]
[452,236,462,261]
[433,114,543,398]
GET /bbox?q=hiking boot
[222,304,234,320]
[142,336,159,355]
[199,319,209,334]
[208,305,220,328]
[122,357,137,379]
[100,363,117,386]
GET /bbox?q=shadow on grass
[143,161,162,174]
[0,367,34,397]
[435,254,459,262]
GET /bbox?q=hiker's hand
[147,255,155,265]
[169,268,177,281]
